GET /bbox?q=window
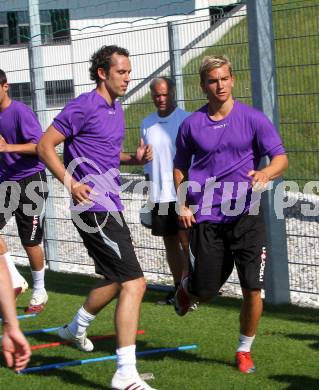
[0,11,30,45]
[40,9,70,44]
[45,79,74,107]
[9,79,74,108]
[0,12,9,45]
[209,5,237,26]
[0,9,70,46]
[9,83,32,106]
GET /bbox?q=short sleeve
[52,99,86,138]
[254,113,286,158]
[173,120,194,171]
[18,106,43,143]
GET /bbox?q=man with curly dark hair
[38,45,156,390]
[89,45,130,84]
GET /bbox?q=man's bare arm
[0,135,37,154]
[174,167,195,228]
[120,138,152,166]
[0,259,31,372]
[248,154,288,190]
[37,126,93,204]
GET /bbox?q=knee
[137,278,147,295]
[122,277,147,297]
[242,288,261,301]
[23,243,41,251]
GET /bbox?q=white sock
[237,334,255,352]
[68,306,96,337]
[2,252,24,288]
[31,267,46,294]
[116,345,138,378]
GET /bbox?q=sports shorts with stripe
[71,211,144,284]
[188,213,267,300]
[0,170,48,246]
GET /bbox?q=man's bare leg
[236,288,263,373]
[115,277,146,347]
[84,280,120,315]
[111,277,147,384]
[59,280,121,352]
[240,288,263,336]
[24,245,44,271]
[163,235,186,285]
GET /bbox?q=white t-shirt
[141,107,190,203]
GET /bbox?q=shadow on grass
[28,332,118,355]
[12,339,227,389]
[18,266,319,326]
[197,294,319,325]
[285,333,319,351]
[24,340,229,369]
[18,267,95,297]
[269,374,319,389]
[19,356,106,390]
[0,354,104,389]
[26,329,235,376]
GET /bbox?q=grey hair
[150,77,176,94]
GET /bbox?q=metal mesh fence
[2,173,172,284]
[272,1,319,303]
[0,1,319,304]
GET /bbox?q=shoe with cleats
[236,351,256,373]
[111,372,157,390]
[58,325,94,352]
[24,289,48,314]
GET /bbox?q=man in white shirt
[141,77,190,304]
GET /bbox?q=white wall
[0,47,29,82]
[0,0,243,116]
[68,2,245,102]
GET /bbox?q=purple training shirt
[174,100,286,223]
[52,90,125,212]
[0,100,45,182]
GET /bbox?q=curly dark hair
[0,69,7,86]
[89,45,129,84]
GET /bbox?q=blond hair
[199,55,233,84]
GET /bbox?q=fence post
[247,0,290,304]
[168,21,185,110]
[28,0,60,271]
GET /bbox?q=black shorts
[151,202,179,237]
[188,213,267,299]
[0,170,48,246]
[71,211,144,284]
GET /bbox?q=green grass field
[1,268,318,389]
